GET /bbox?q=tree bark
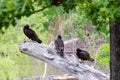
[110,21,120,80]
[19,40,108,80]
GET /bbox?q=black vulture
[23,24,42,44]
[55,35,64,57]
[76,48,94,62]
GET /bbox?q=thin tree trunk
[110,21,120,80]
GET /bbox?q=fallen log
[19,40,109,80]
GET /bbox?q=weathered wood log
[19,40,109,80]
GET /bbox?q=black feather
[23,24,42,44]
[76,48,94,62]
[55,35,64,57]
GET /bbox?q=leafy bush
[95,44,110,68]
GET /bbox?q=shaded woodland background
[0,0,111,80]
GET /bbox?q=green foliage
[0,0,111,79]
[0,0,81,30]
[0,9,53,79]
[94,44,110,67]
[0,0,51,29]
[72,0,119,36]
[0,0,120,32]
[0,57,15,80]
[0,6,63,78]
[108,1,120,20]
[0,26,33,80]
[62,0,76,13]
[76,0,109,30]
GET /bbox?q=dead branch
[19,40,109,80]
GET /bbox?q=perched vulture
[76,48,94,62]
[55,35,64,57]
[23,24,42,44]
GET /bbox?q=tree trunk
[110,21,120,80]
